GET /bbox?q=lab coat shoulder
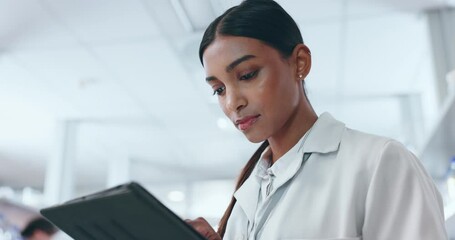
[351,134,448,239]
[338,128,447,239]
[335,128,394,188]
[338,128,392,172]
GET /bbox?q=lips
[235,115,260,131]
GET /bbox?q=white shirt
[224,112,447,240]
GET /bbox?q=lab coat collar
[301,112,345,154]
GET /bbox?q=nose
[224,87,246,113]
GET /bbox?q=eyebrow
[206,54,257,82]
[226,55,256,72]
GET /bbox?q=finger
[185,218,221,240]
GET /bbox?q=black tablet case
[40,182,206,240]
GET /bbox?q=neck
[268,98,317,164]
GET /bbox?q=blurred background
[0,0,455,239]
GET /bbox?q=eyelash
[240,70,259,80]
[211,70,259,96]
[213,86,225,96]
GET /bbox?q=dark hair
[199,0,304,65]
[198,0,304,237]
[21,217,58,237]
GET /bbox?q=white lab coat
[224,112,447,240]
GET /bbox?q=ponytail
[217,140,269,238]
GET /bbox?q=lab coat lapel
[234,174,260,224]
[272,113,345,189]
[302,112,345,154]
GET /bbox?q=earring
[299,74,303,79]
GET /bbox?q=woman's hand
[186,217,221,240]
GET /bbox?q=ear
[291,44,312,82]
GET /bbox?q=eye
[212,86,226,96]
[240,70,259,80]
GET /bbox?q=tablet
[40,182,206,240]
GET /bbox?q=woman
[187,0,448,239]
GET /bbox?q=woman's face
[203,36,303,143]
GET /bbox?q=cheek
[218,98,229,115]
[262,72,298,114]
[260,74,286,103]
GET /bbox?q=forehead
[202,36,279,70]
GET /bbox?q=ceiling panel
[42,0,160,44]
[352,0,451,12]
[0,0,78,50]
[0,55,66,110]
[180,0,217,31]
[91,40,214,120]
[11,47,143,118]
[344,13,429,95]
[208,0,237,15]
[141,0,187,37]
[279,0,345,24]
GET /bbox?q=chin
[243,132,267,143]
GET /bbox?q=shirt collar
[234,138,307,222]
[254,130,307,181]
[254,146,272,181]
[263,139,307,199]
